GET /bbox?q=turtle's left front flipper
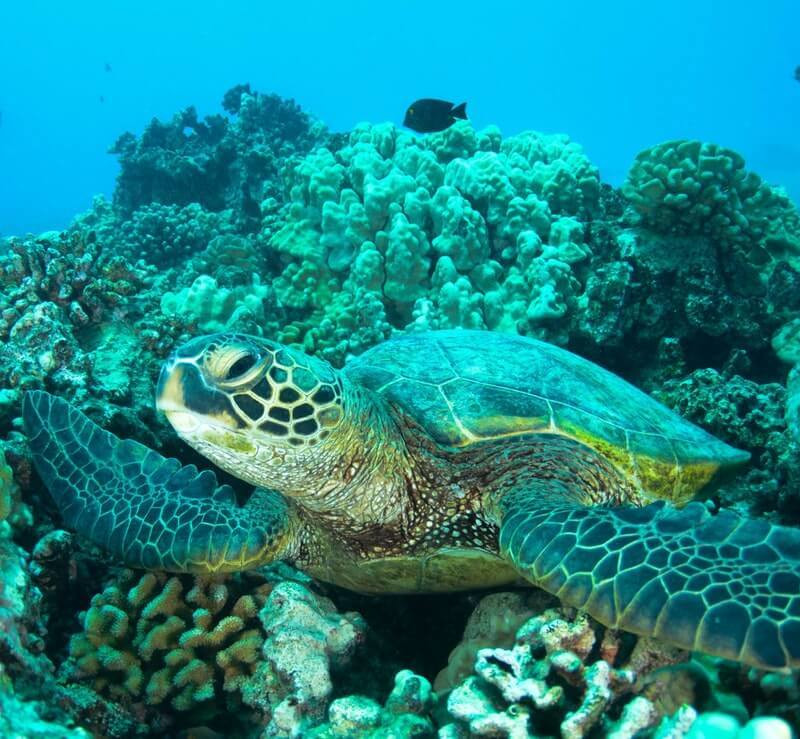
[497,484,800,671]
[23,391,297,573]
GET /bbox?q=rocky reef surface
[1,85,799,737]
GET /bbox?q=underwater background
[2,0,799,236]
[2,1,800,737]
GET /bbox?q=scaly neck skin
[282,384,412,527]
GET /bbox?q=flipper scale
[499,480,800,671]
[23,391,293,573]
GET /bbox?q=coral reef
[439,604,688,738]
[307,670,437,737]
[0,231,149,338]
[655,709,793,739]
[0,522,48,678]
[60,574,367,736]
[2,86,800,738]
[657,368,800,521]
[160,273,276,335]
[264,120,602,354]
[241,581,367,736]
[0,446,19,523]
[438,598,797,739]
[622,139,800,266]
[109,85,327,228]
[64,568,272,718]
[0,684,92,738]
[434,591,555,693]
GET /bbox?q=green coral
[622,139,800,267]
[266,120,599,352]
[160,273,275,334]
[65,569,271,714]
[77,199,238,269]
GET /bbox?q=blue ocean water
[1,0,798,237]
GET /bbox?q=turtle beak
[156,354,185,413]
[156,355,245,433]
[156,360,204,434]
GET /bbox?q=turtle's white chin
[163,409,201,434]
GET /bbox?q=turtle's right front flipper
[23,391,296,574]
[498,484,800,671]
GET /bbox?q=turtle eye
[225,352,258,381]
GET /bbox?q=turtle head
[156,333,351,496]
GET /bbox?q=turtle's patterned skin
[23,330,800,672]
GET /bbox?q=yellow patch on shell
[563,424,719,505]
[467,414,550,443]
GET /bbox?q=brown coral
[0,231,149,339]
[64,569,272,715]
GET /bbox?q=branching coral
[435,591,554,693]
[64,569,272,714]
[437,597,800,739]
[441,605,691,739]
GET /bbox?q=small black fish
[104,62,112,73]
[403,98,468,133]
[795,66,800,83]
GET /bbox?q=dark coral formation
[110,85,327,229]
[1,87,799,736]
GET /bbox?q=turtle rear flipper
[23,391,295,573]
[498,483,800,671]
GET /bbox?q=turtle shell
[345,330,749,503]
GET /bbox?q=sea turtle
[22,330,800,671]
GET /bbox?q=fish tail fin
[451,102,468,120]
